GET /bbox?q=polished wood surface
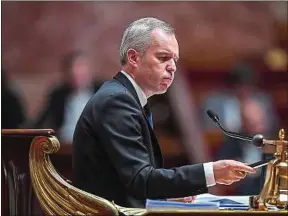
[2,129,55,136]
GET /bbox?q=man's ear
[127,49,140,68]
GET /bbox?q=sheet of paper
[194,193,252,205]
[146,199,219,210]
[194,194,279,210]
[146,194,280,211]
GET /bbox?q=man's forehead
[150,29,179,55]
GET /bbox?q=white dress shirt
[121,70,216,187]
[60,89,93,143]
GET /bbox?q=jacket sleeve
[94,92,208,199]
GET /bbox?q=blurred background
[2,1,288,200]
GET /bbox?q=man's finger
[184,196,195,203]
[233,163,256,173]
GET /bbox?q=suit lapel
[114,72,163,168]
[114,72,142,107]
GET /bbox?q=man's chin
[156,88,168,95]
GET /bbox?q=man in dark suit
[72,17,255,208]
[32,51,102,142]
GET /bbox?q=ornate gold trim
[29,135,120,215]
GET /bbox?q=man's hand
[213,160,256,185]
[167,196,196,203]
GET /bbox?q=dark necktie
[144,104,153,129]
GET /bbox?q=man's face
[134,29,179,96]
[241,99,267,133]
[71,56,91,90]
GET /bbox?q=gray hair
[120,17,175,66]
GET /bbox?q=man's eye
[158,56,169,62]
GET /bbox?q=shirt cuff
[203,162,216,187]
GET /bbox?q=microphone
[206,109,264,147]
[206,109,275,170]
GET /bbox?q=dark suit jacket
[33,82,102,133]
[72,72,208,208]
[2,87,25,129]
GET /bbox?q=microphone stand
[206,109,273,168]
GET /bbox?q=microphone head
[252,134,264,148]
[206,109,220,123]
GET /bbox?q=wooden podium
[1,129,287,216]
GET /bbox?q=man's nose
[167,59,177,73]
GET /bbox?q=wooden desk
[144,210,287,215]
[2,129,286,216]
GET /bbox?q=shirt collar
[121,70,147,107]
